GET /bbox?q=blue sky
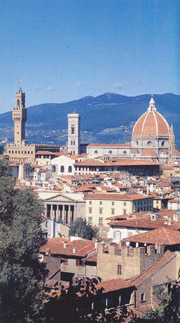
[0,0,179,112]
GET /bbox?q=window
[111,208,115,215]
[141,292,145,303]
[112,201,115,206]
[117,265,122,275]
[68,166,72,173]
[52,165,56,172]
[99,208,103,214]
[127,247,134,257]
[147,141,152,146]
[99,217,103,226]
[113,230,121,240]
[71,125,75,134]
[88,217,92,225]
[124,202,126,206]
[94,150,98,154]
[89,201,92,205]
[109,150,112,154]
[123,209,127,215]
[60,165,64,173]
[89,207,92,214]
[99,201,102,205]
[76,258,83,266]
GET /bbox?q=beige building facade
[85,193,153,227]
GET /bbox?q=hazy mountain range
[0,93,179,150]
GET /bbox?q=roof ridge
[130,251,176,286]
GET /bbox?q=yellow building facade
[85,193,153,227]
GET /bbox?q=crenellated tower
[12,86,27,146]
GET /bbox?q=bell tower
[67,112,80,155]
[168,123,175,165]
[12,86,27,146]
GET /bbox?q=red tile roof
[74,159,160,167]
[40,238,95,257]
[97,278,131,293]
[142,149,157,157]
[122,227,180,245]
[85,193,152,201]
[109,214,180,230]
[87,143,131,147]
[132,111,169,136]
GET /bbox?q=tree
[70,218,98,240]
[0,160,47,322]
[141,278,180,323]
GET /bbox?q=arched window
[60,165,64,173]
[68,166,72,173]
[109,150,112,154]
[71,125,75,134]
[161,141,165,146]
[147,141,152,146]
[52,165,56,172]
[17,99,20,108]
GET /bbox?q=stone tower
[168,123,175,165]
[12,87,27,146]
[67,112,80,155]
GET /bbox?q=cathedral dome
[132,96,170,137]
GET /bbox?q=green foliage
[70,218,98,240]
[141,280,180,323]
[0,160,47,322]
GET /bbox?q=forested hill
[0,93,179,150]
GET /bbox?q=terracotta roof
[142,149,157,157]
[132,110,169,137]
[85,252,97,263]
[39,168,49,173]
[122,227,180,245]
[75,159,160,167]
[130,251,176,286]
[97,278,131,293]
[85,193,151,201]
[131,148,139,153]
[175,149,180,157]
[87,143,131,147]
[109,215,180,231]
[40,238,95,257]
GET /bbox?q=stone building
[97,227,180,281]
[68,112,80,155]
[38,191,85,225]
[6,88,60,162]
[77,95,180,165]
[85,193,153,227]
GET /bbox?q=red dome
[132,96,170,137]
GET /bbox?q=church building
[83,96,180,165]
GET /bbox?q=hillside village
[1,87,180,319]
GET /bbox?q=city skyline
[0,0,179,113]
